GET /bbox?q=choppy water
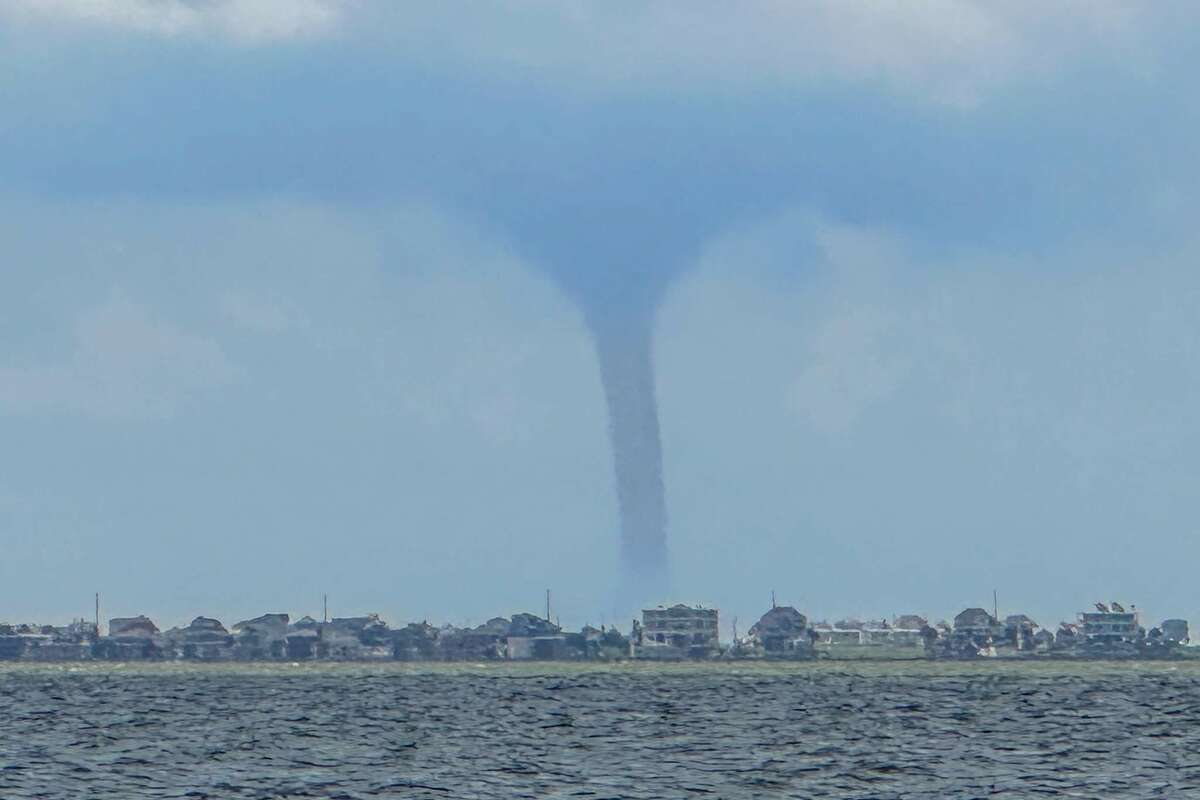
[2,661,1200,798]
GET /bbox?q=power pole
[323,594,328,623]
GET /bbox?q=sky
[2,1,1200,634]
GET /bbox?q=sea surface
[2,660,1199,798]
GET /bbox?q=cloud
[0,292,239,420]
[655,209,1200,624]
[662,213,915,435]
[662,208,1200,453]
[0,0,343,43]
[358,205,593,448]
[0,195,617,623]
[788,306,908,435]
[350,1,1170,106]
[220,291,304,334]
[0,195,596,446]
[0,2,1181,104]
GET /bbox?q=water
[2,660,1199,798]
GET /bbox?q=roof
[109,616,160,636]
[188,617,228,633]
[233,613,290,632]
[954,608,996,628]
[748,606,807,637]
[320,615,388,634]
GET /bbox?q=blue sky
[2,1,1200,633]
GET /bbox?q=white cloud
[0,195,599,445]
[0,196,617,622]
[359,205,594,448]
[0,2,1179,103]
[356,1,1169,106]
[663,207,1200,459]
[788,305,908,435]
[661,213,916,435]
[654,210,1200,621]
[0,0,343,43]
[0,292,239,420]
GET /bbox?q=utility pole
[546,589,551,623]
[94,592,100,636]
[323,594,328,623]
[993,589,998,622]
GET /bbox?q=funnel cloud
[590,314,669,601]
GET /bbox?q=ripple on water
[1,661,1200,798]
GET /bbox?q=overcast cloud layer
[0,2,1173,102]
[2,2,1200,632]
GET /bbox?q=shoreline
[3,656,1199,674]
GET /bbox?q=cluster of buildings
[731,600,1191,660]
[0,612,632,663]
[0,600,1191,663]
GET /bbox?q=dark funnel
[589,312,669,600]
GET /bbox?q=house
[438,618,509,661]
[747,606,810,656]
[508,635,574,660]
[1161,619,1189,644]
[582,625,629,660]
[1054,622,1080,649]
[1077,603,1140,645]
[285,628,319,659]
[817,628,865,645]
[311,615,392,660]
[1004,615,1039,650]
[808,616,925,655]
[953,608,997,636]
[165,617,234,660]
[284,616,321,659]
[327,615,390,643]
[506,612,566,660]
[637,604,720,659]
[233,613,289,659]
[0,632,27,660]
[393,622,440,661]
[508,613,560,638]
[862,627,924,647]
[109,615,160,638]
[25,640,91,661]
[945,608,1005,657]
[100,615,163,659]
[894,614,928,630]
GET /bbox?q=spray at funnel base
[591,317,669,603]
